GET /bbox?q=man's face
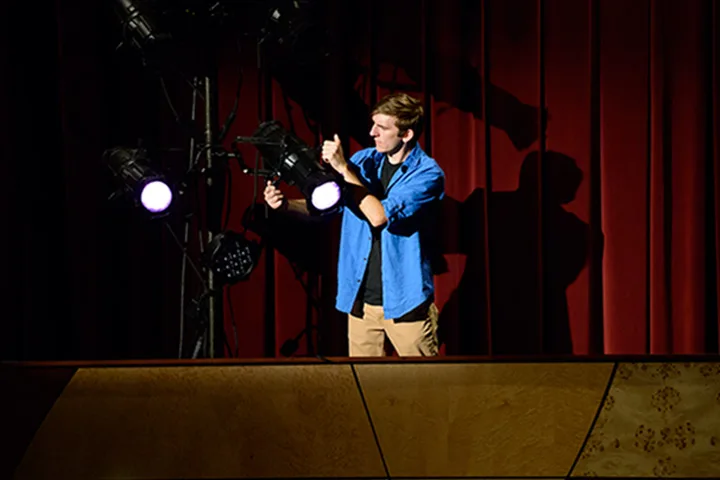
[369,113,404,153]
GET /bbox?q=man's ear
[401,128,415,144]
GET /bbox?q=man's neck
[387,143,411,165]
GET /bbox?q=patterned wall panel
[572,362,720,478]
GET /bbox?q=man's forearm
[339,165,387,227]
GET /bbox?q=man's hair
[371,92,424,142]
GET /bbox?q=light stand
[109,0,339,359]
[174,75,226,359]
[110,0,228,359]
[182,74,225,359]
[203,75,219,358]
[178,23,281,360]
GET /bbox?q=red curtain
[218,0,720,357]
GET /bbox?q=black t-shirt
[362,156,402,305]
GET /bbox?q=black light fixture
[202,231,262,286]
[114,0,169,51]
[261,0,329,62]
[250,121,343,216]
[103,146,174,217]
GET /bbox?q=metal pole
[204,75,215,358]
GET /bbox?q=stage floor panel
[2,357,718,479]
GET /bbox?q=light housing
[202,231,262,286]
[113,0,169,51]
[103,147,174,217]
[252,121,343,216]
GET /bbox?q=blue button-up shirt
[335,144,445,319]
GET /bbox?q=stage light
[114,0,169,50]
[251,121,342,216]
[311,181,342,211]
[139,180,173,213]
[203,231,262,286]
[103,147,173,216]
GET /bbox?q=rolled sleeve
[381,164,444,227]
[380,195,404,222]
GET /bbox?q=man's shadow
[438,151,600,355]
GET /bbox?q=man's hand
[263,181,285,210]
[320,134,387,227]
[322,134,347,174]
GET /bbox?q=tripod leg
[191,329,206,359]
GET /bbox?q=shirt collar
[373,143,423,169]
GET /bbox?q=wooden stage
[2,356,719,479]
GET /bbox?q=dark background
[1,0,719,360]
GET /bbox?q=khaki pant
[348,303,439,356]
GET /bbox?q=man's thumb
[334,134,341,145]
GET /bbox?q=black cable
[289,263,322,311]
[217,39,245,143]
[350,364,391,479]
[282,90,296,134]
[220,306,235,356]
[222,165,233,230]
[189,143,212,174]
[190,308,234,359]
[188,149,207,247]
[224,333,234,357]
[226,287,240,357]
[164,222,207,289]
[302,107,320,145]
[159,75,182,124]
[256,37,266,220]
[250,151,261,220]
[151,70,206,141]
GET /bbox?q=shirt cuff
[381,197,403,222]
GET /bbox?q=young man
[264,92,445,356]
